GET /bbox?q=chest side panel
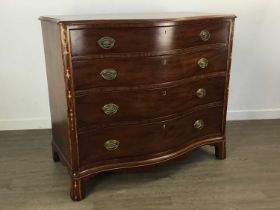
[41,21,71,165]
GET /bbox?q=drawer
[72,47,228,90]
[75,76,225,129]
[78,106,223,168]
[69,20,230,56]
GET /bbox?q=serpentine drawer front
[75,76,225,129]
[78,106,223,169]
[72,47,228,89]
[69,20,230,56]
[40,12,235,201]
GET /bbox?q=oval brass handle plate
[196,88,207,98]
[102,103,119,115]
[98,37,115,49]
[194,120,204,130]
[197,58,209,69]
[199,30,211,42]
[100,68,117,80]
[104,139,120,151]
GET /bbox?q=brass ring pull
[199,30,211,42]
[102,103,119,115]
[196,88,207,99]
[104,139,119,151]
[98,37,115,49]
[100,68,117,80]
[197,58,209,69]
[194,120,204,130]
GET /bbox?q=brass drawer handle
[200,30,211,42]
[102,103,119,115]
[98,37,115,49]
[197,58,209,69]
[100,68,117,80]
[194,120,204,130]
[104,139,120,151]
[196,88,207,98]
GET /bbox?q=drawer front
[69,20,230,56]
[75,76,225,128]
[72,48,228,90]
[78,106,223,168]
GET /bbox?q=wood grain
[75,76,225,129]
[77,106,223,169]
[41,21,71,164]
[69,20,230,56]
[72,47,228,90]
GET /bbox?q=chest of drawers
[40,12,235,201]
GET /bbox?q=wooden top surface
[39,12,236,24]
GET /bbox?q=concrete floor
[0,120,280,210]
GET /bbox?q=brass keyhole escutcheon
[100,68,117,80]
[197,58,209,69]
[98,37,115,49]
[196,88,207,99]
[104,139,120,151]
[199,30,211,42]
[102,103,119,115]
[194,120,204,130]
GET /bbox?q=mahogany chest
[40,13,235,201]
